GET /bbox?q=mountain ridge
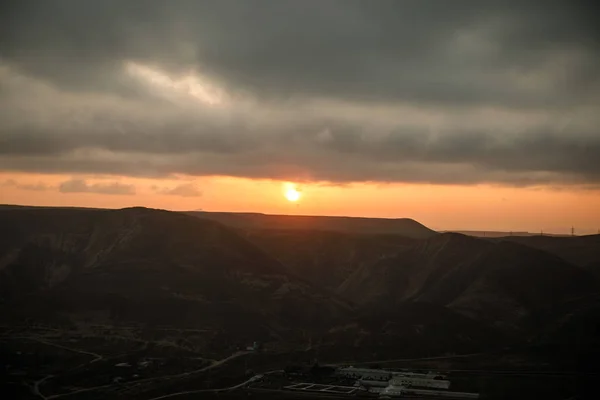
[1,204,599,364]
[338,233,599,334]
[186,210,436,239]
[0,206,352,355]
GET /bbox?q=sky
[1,0,599,234]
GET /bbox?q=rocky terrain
[2,206,599,352]
[1,205,599,398]
[0,206,351,356]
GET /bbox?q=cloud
[58,178,136,195]
[1,179,51,191]
[155,183,202,197]
[0,0,599,186]
[1,1,598,107]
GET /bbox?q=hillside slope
[339,233,599,332]
[0,207,350,350]
[2,206,598,363]
[243,229,414,291]
[501,235,600,279]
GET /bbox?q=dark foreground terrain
[1,205,599,399]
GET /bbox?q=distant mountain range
[445,230,571,238]
[1,204,599,361]
[186,211,436,239]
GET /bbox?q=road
[146,370,282,400]
[145,375,261,400]
[17,336,105,399]
[31,375,54,400]
[24,337,104,363]
[46,350,251,399]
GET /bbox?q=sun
[285,188,301,202]
[283,183,301,202]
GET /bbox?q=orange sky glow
[2,2,600,237]
[2,172,599,235]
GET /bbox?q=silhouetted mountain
[339,234,491,306]
[242,229,414,291]
[449,230,569,238]
[0,207,350,350]
[2,205,599,366]
[501,234,600,279]
[339,233,599,333]
[186,211,436,239]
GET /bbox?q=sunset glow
[283,183,301,202]
[1,172,600,235]
[1,2,599,236]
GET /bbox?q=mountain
[242,229,414,291]
[321,301,506,361]
[185,211,436,239]
[2,205,599,400]
[449,230,568,238]
[339,234,492,307]
[338,233,599,333]
[0,206,350,353]
[2,205,599,364]
[500,235,600,279]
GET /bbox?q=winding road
[23,337,103,399]
[25,337,104,363]
[146,370,283,400]
[32,374,54,400]
[46,350,251,399]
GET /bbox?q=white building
[335,367,393,381]
[390,375,450,389]
[380,385,405,398]
[337,367,450,389]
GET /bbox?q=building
[335,367,393,381]
[336,367,450,389]
[390,375,450,389]
[384,385,479,399]
[246,341,261,351]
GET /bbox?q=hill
[2,204,600,399]
[242,229,414,291]
[0,206,351,354]
[186,211,436,239]
[338,233,599,333]
[448,230,568,238]
[499,235,600,279]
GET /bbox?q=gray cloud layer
[1,0,599,185]
[155,183,203,197]
[59,179,135,195]
[2,179,51,191]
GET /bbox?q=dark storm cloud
[0,0,599,185]
[1,0,599,106]
[0,129,256,156]
[59,179,136,195]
